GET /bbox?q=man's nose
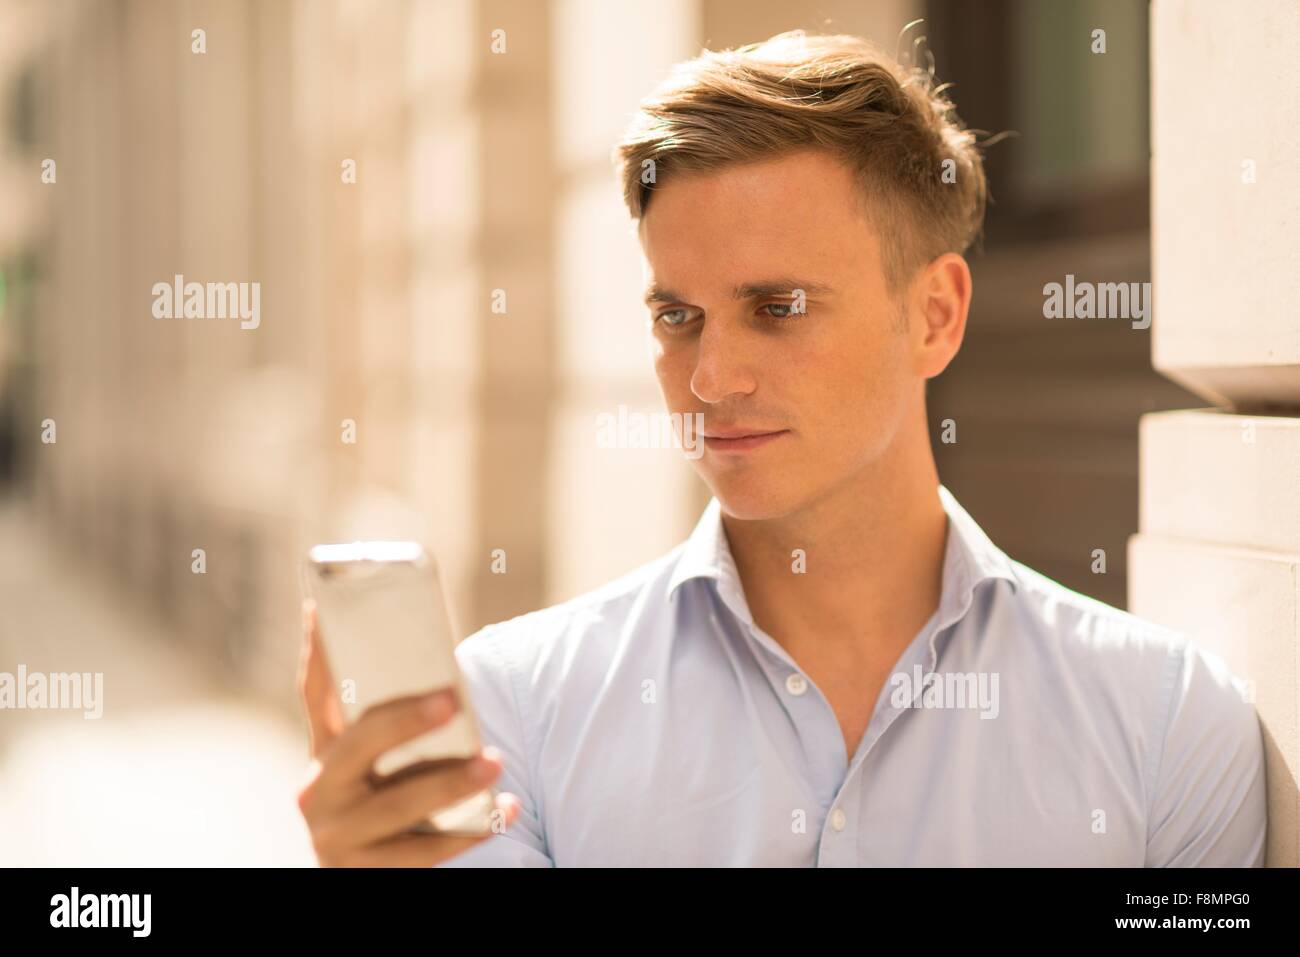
[689,315,757,404]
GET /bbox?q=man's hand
[295,599,521,866]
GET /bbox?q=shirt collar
[666,484,1020,634]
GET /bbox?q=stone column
[1128,0,1300,867]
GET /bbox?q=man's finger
[299,599,344,759]
[317,685,460,790]
[345,794,522,867]
[343,750,504,846]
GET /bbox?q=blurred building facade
[924,0,1198,611]
[0,0,919,710]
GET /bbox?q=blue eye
[762,302,802,320]
[656,308,692,327]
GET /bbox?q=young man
[297,31,1266,866]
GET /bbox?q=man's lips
[701,429,790,452]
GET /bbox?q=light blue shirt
[442,485,1267,866]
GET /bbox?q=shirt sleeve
[1144,638,1267,867]
[436,624,553,867]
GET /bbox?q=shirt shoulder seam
[1143,636,1187,863]
[487,545,686,634]
[480,623,551,861]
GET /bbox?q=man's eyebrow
[642,283,683,305]
[732,278,835,300]
[642,278,834,304]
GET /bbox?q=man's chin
[701,473,809,522]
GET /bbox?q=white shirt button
[830,808,846,831]
[785,673,808,696]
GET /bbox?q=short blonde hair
[613,30,989,295]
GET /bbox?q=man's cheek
[652,356,687,401]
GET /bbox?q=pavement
[0,496,318,866]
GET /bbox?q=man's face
[639,148,923,520]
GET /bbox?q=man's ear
[912,252,971,379]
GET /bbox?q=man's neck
[720,420,948,665]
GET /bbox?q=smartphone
[302,540,497,835]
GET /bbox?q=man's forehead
[637,172,879,264]
[640,149,862,213]
[634,154,884,301]
[639,216,867,304]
